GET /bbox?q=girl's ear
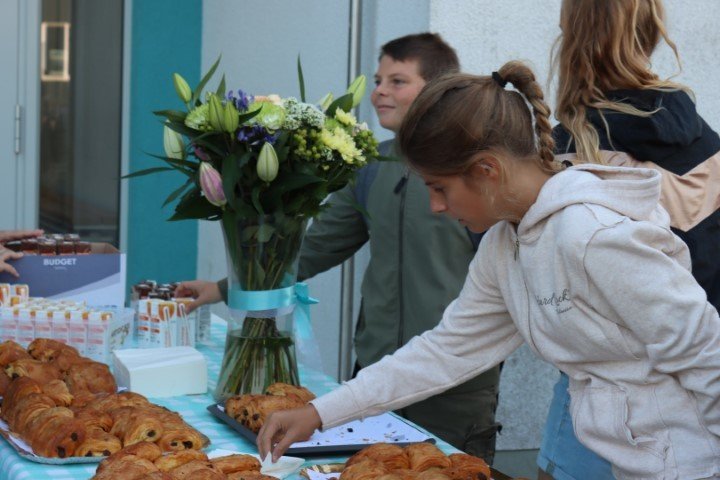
[469,155,501,180]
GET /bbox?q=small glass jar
[74,241,92,254]
[58,240,75,255]
[4,241,22,252]
[38,239,57,255]
[133,283,153,299]
[21,238,39,254]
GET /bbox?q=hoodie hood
[518,164,664,240]
[554,89,720,175]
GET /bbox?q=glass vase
[214,213,308,401]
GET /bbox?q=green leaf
[192,56,221,106]
[237,108,261,125]
[122,166,174,179]
[145,152,197,177]
[251,185,264,215]
[240,225,259,242]
[297,55,306,102]
[169,189,222,220]
[153,109,188,122]
[256,224,276,243]
[222,153,240,210]
[325,93,354,116]
[215,74,226,97]
[162,178,195,207]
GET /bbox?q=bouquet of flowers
[128,58,380,398]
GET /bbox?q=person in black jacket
[538,1,720,479]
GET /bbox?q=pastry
[417,472,452,480]
[92,456,160,480]
[25,407,86,458]
[88,391,150,412]
[225,394,263,420]
[75,430,123,457]
[346,443,410,471]
[6,392,56,434]
[443,453,491,480]
[154,449,209,471]
[210,453,261,474]
[28,338,79,363]
[139,472,176,480]
[1,376,42,419]
[264,383,316,403]
[65,361,117,395]
[0,369,11,396]
[74,407,114,432]
[42,379,74,406]
[98,441,163,471]
[169,459,225,480]
[0,340,31,368]
[51,347,89,373]
[226,473,279,480]
[5,358,62,383]
[339,459,388,480]
[235,394,305,433]
[405,443,451,471]
[156,425,207,451]
[110,406,165,446]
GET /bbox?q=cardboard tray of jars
[207,402,434,455]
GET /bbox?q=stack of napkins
[113,346,207,397]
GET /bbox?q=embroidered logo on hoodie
[535,288,573,314]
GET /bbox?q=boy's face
[371,55,426,134]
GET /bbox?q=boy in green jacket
[178,33,501,462]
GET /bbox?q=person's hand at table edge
[0,229,43,244]
[175,280,222,313]
[0,249,24,277]
[257,404,322,462]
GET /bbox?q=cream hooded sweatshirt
[311,165,720,480]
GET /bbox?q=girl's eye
[392,79,406,86]
[374,79,381,86]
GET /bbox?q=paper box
[113,347,208,397]
[0,243,126,306]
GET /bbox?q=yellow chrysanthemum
[320,127,364,165]
[334,109,357,127]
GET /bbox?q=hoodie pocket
[569,386,668,477]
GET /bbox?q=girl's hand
[0,229,43,245]
[174,280,222,313]
[256,404,322,462]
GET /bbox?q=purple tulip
[199,162,226,207]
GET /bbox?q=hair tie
[492,71,507,88]
[561,160,574,169]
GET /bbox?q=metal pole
[338,0,362,382]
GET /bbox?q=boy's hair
[380,33,460,81]
[554,0,687,164]
[399,61,557,179]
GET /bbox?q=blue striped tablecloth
[0,315,455,480]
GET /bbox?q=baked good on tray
[0,337,208,460]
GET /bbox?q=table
[0,316,459,480]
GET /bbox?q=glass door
[39,0,124,245]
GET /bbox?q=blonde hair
[399,61,557,179]
[554,0,688,164]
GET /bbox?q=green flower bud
[318,92,334,111]
[207,94,225,132]
[163,125,184,160]
[173,73,192,103]
[346,75,367,108]
[223,101,239,133]
[257,142,279,182]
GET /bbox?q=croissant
[25,407,86,458]
[1,376,42,419]
[169,459,226,480]
[339,459,388,480]
[377,472,421,480]
[75,430,123,457]
[417,472,452,480]
[154,449,209,471]
[264,383,316,403]
[92,456,160,480]
[225,394,264,420]
[74,407,114,432]
[139,472,176,480]
[0,369,11,396]
[210,453,261,474]
[157,425,207,451]
[346,443,410,471]
[65,361,117,396]
[6,392,56,434]
[237,395,305,433]
[28,338,79,362]
[110,406,165,446]
[5,358,62,383]
[405,443,451,472]
[51,347,89,373]
[42,379,74,406]
[443,453,491,480]
[0,340,31,368]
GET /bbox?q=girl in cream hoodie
[257,63,720,480]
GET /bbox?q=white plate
[207,449,305,479]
